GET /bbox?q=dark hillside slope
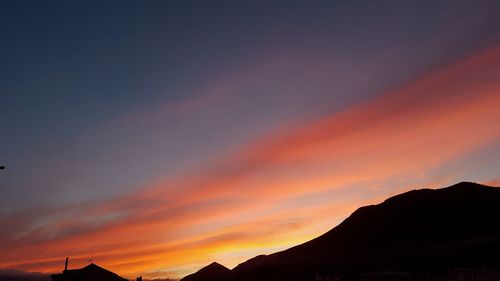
[183,182,500,281]
[180,262,230,281]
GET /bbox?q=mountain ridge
[180,262,230,281]
[182,182,500,281]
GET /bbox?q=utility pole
[64,257,69,272]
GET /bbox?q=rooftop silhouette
[51,260,128,281]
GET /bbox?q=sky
[1,0,500,279]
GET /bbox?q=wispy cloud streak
[1,47,499,279]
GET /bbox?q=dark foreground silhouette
[181,262,231,281]
[51,263,128,281]
[181,182,500,281]
[0,270,50,281]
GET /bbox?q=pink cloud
[1,46,499,279]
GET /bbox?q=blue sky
[1,0,499,278]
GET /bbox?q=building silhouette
[51,258,128,281]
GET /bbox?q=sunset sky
[1,1,500,279]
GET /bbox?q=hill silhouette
[183,182,500,281]
[180,262,230,281]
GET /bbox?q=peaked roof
[51,263,128,281]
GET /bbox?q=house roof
[51,263,129,281]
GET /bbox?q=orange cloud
[1,46,499,279]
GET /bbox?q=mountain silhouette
[180,262,230,281]
[182,182,500,281]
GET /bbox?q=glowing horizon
[1,46,499,279]
[1,1,499,280]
